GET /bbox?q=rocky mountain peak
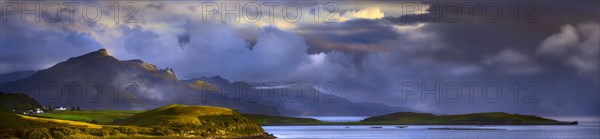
[85,48,111,57]
[67,48,114,62]
[97,48,110,55]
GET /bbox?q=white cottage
[35,108,44,114]
[54,107,67,111]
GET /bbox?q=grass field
[0,111,155,138]
[1,93,273,138]
[1,105,273,138]
[36,110,144,124]
[20,114,104,129]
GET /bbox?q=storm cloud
[1,0,598,117]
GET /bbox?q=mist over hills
[184,76,414,116]
[0,49,412,116]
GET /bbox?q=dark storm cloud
[409,1,600,76]
[298,19,399,54]
[0,20,102,74]
[177,32,191,49]
[0,1,598,117]
[289,0,599,116]
[316,1,597,61]
[297,0,599,76]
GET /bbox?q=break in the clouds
[0,1,599,116]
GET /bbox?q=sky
[0,0,599,117]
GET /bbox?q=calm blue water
[263,125,600,138]
[299,116,369,122]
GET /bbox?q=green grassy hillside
[1,103,273,138]
[0,111,144,138]
[36,110,144,124]
[362,112,576,125]
[122,104,268,137]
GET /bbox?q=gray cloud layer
[1,1,598,116]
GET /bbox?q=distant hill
[242,112,578,125]
[122,104,267,137]
[0,92,41,112]
[362,112,577,125]
[243,114,324,125]
[0,70,36,83]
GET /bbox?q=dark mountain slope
[0,49,279,115]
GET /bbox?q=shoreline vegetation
[0,93,275,138]
[1,110,578,138]
[33,111,577,126]
[0,93,577,138]
[244,112,578,126]
[0,107,275,139]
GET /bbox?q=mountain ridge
[0,48,412,116]
[0,49,280,115]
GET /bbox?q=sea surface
[299,116,370,122]
[263,116,600,139]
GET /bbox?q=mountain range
[0,49,412,116]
